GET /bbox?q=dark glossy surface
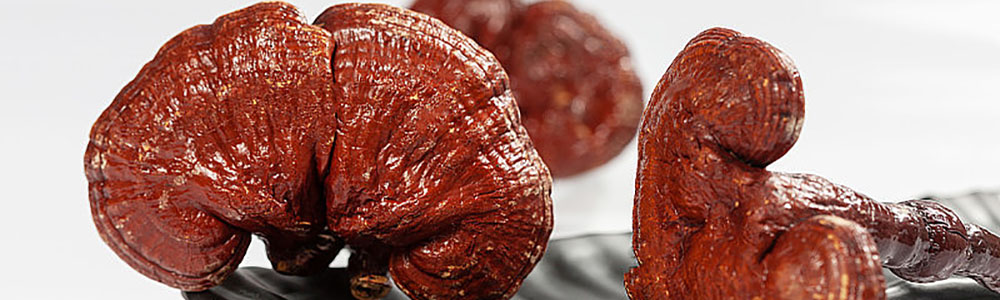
[411,0,643,177]
[886,280,1000,300]
[182,234,633,300]
[183,267,386,300]
[628,27,1000,299]
[86,3,552,299]
[184,232,1000,300]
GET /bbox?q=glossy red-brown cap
[503,1,643,177]
[411,0,643,177]
[762,216,886,299]
[658,27,804,167]
[86,2,335,290]
[86,2,553,298]
[409,0,520,51]
[314,4,552,299]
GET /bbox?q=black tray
[184,191,1000,300]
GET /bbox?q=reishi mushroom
[411,0,643,177]
[626,27,1000,299]
[85,3,552,299]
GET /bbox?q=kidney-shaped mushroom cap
[411,0,643,177]
[85,2,552,299]
[657,28,804,167]
[409,0,521,51]
[502,1,643,177]
[314,4,552,299]
[86,3,334,290]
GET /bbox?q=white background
[1,0,998,299]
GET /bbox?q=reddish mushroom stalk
[770,174,1000,289]
[626,27,1000,299]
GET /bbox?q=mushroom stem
[865,200,1000,291]
[264,230,344,275]
[348,247,392,300]
[776,173,1000,293]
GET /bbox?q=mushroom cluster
[85,3,552,299]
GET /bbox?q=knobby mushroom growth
[626,27,1000,299]
[85,3,552,300]
[411,0,644,177]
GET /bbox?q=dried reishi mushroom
[85,2,552,299]
[411,0,643,177]
[313,4,552,299]
[625,27,1000,299]
[409,0,521,51]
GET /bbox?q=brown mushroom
[411,0,643,177]
[85,2,552,299]
[409,0,521,52]
[625,27,1000,299]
